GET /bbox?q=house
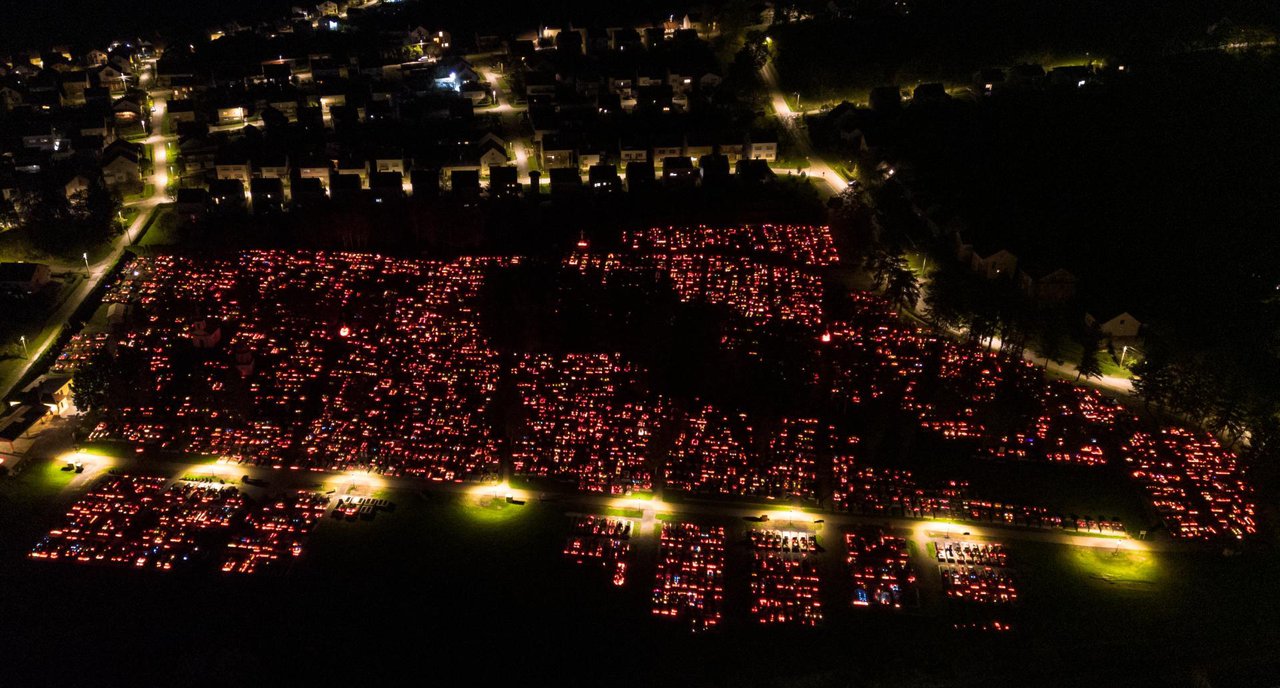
[208,178,247,213]
[450,169,480,197]
[736,159,775,184]
[619,141,648,164]
[719,139,745,164]
[295,155,333,188]
[748,133,777,162]
[540,137,576,169]
[373,153,405,175]
[249,177,284,214]
[912,83,948,105]
[698,154,730,185]
[215,149,252,185]
[652,138,684,164]
[662,156,699,188]
[101,148,142,192]
[167,99,198,125]
[255,151,290,179]
[335,156,368,185]
[1049,65,1094,88]
[577,148,603,171]
[291,177,327,207]
[370,172,404,203]
[409,168,440,198]
[548,167,582,199]
[0,262,52,293]
[64,174,93,201]
[1086,311,1143,341]
[92,64,127,94]
[329,173,365,203]
[177,134,217,174]
[216,104,249,125]
[1018,266,1077,304]
[958,242,1018,280]
[685,137,713,162]
[972,68,1005,95]
[174,187,209,224]
[624,161,655,192]
[111,95,146,124]
[588,164,620,193]
[489,166,519,198]
[478,141,509,171]
[0,85,25,111]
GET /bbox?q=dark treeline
[771,0,1280,96]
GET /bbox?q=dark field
[3,457,1279,687]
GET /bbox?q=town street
[0,81,173,401]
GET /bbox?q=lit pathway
[760,60,848,196]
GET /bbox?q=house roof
[0,262,47,282]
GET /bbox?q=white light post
[1119,345,1129,368]
[19,335,27,358]
[82,252,90,274]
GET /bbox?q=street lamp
[82,252,90,274]
[1119,345,1130,368]
[19,335,27,358]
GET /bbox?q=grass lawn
[138,207,179,246]
[122,184,155,205]
[1057,340,1133,379]
[1060,545,1163,590]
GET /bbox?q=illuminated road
[760,61,848,196]
[480,67,534,185]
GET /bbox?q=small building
[912,83,948,105]
[450,169,480,197]
[624,161,655,192]
[736,159,775,184]
[662,156,699,188]
[0,262,52,293]
[175,187,209,224]
[101,149,142,191]
[208,178,247,213]
[748,134,778,162]
[548,167,582,199]
[489,165,520,198]
[1018,266,1077,304]
[587,164,620,194]
[370,172,404,203]
[249,177,284,214]
[541,138,576,169]
[1086,311,1143,341]
[956,237,1018,280]
[478,141,509,171]
[215,149,252,185]
[291,177,327,207]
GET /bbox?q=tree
[924,261,971,331]
[865,249,895,289]
[21,174,123,258]
[1032,310,1069,368]
[883,261,920,312]
[1074,325,1104,381]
